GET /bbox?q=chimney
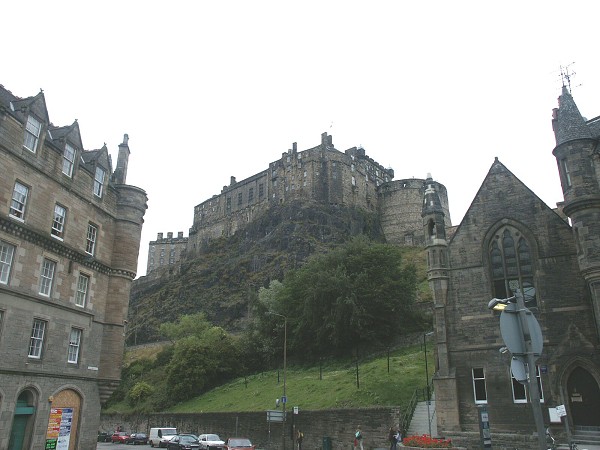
[114,134,130,184]
[167,232,173,239]
[157,232,163,240]
[178,232,184,238]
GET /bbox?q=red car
[225,438,255,450]
[112,431,131,443]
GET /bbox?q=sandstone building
[146,231,188,274]
[0,85,147,450]
[424,85,600,448]
[147,132,451,274]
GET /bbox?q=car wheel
[150,442,154,448]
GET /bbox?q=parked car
[112,431,131,443]
[127,432,149,445]
[98,431,111,442]
[167,434,201,450]
[198,433,225,450]
[150,427,178,448]
[225,438,255,450]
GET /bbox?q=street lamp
[488,292,546,450]
[423,331,434,437]
[269,312,287,450]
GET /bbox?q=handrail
[401,388,419,437]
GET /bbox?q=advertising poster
[45,407,73,450]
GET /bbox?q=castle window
[51,204,67,239]
[24,115,42,153]
[226,197,231,212]
[560,158,572,188]
[512,365,543,403]
[489,227,536,307]
[352,176,356,186]
[248,188,254,203]
[351,164,355,172]
[259,184,264,198]
[10,181,29,220]
[94,166,105,198]
[472,368,487,404]
[238,192,242,206]
[62,143,76,177]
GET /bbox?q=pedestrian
[296,430,304,450]
[354,426,364,450]
[388,427,397,450]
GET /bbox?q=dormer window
[94,166,105,197]
[24,115,42,153]
[62,144,76,177]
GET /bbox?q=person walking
[296,430,304,450]
[354,426,364,450]
[388,427,398,450]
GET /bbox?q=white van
[149,427,177,448]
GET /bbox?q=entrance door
[8,394,35,450]
[567,366,600,426]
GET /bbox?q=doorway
[8,391,35,450]
[567,366,600,426]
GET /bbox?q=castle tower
[421,174,459,430]
[552,85,600,338]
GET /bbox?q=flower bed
[401,434,454,448]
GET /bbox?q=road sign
[510,357,528,383]
[267,410,284,423]
[282,395,287,404]
[499,303,543,357]
[556,404,567,417]
[293,406,299,414]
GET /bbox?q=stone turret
[552,85,600,339]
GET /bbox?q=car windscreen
[206,435,221,441]
[230,439,252,447]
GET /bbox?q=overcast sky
[4,1,600,277]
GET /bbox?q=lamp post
[269,312,287,450]
[424,331,434,437]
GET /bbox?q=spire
[552,86,592,146]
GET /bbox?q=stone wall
[101,408,403,450]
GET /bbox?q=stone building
[146,231,188,275]
[0,85,147,450]
[185,132,451,256]
[424,85,600,447]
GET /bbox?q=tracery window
[489,226,536,307]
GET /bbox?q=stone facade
[0,85,147,450]
[146,231,188,275]
[181,133,450,259]
[424,86,600,448]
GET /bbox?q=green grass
[166,344,432,413]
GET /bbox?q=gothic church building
[424,86,600,447]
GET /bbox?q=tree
[258,237,418,359]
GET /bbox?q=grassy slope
[140,344,434,413]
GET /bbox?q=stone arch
[558,358,600,427]
[46,387,83,450]
[8,386,40,450]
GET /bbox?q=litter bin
[322,436,332,450]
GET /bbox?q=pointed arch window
[489,227,536,307]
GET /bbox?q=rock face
[128,201,385,344]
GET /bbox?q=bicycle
[546,428,578,450]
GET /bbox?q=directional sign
[556,404,567,417]
[282,396,287,404]
[267,410,285,423]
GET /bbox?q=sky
[4,1,600,277]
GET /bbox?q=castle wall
[380,179,451,246]
[186,133,403,256]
